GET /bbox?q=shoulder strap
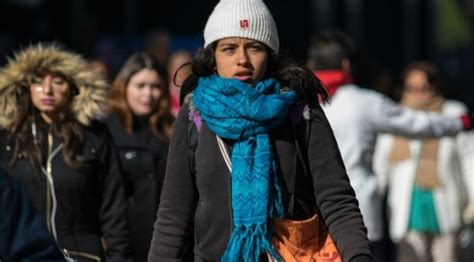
[290,104,311,172]
[287,105,312,216]
[185,94,202,176]
[186,117,199,175]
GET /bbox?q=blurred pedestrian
[0,43,132,261]
[103,52,174,262]
[89,58,111,82]
[167,50,192,117]
[306,31,473,261]
[149,0,373,261]
[144,29,171,68]
[374,61,474,262]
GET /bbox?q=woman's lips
[40,98,54,105]
[234,71,253,82]
[141,101,153,107]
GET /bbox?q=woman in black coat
[0,44,132,261]
[148,0,373,261]
[103,52,174,262]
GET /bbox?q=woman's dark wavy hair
[179,42,329,107]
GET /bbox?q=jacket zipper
[46,177,52,232]
[63,249,101,261]
[42,131,67,259]
[45,132,53,232]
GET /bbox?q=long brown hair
[8,75,85,170]
[108,52,174,141]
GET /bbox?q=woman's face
[126,68,163,116]
[215,37,269,86]
[403,70,435,101]
[30,73,71,118]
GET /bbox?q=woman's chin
[234,77,254,85]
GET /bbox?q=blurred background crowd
[1,0,474,109]
[0,0,473,261]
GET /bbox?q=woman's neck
[133,114,150,130]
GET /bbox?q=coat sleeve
[458,131,474,201]
[148,105,197,261]
[0,168,65,261]
[307,105,372,262]
[372,134,393,196]
[368,91,463,137]
[443,101,474,202]
[97,130,133,261]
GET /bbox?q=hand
[463,200,474,223]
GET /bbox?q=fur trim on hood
[0,43,108,128]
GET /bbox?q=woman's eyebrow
[219,42,238,47]
[245,41,262,46]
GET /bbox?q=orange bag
[271,214,342,262]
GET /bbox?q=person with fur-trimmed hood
[0,44,133,261]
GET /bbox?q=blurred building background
[0,0,473,108]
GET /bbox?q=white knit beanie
[204,0,279,54]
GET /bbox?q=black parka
[0,122,132,261]
[103,114,169,262]
[148,103,373,262]
[0,45,133,261]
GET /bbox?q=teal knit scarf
[193,75,296,261]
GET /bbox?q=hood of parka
[0,43,108,128]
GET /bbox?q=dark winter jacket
[148,103,372,262]
[0,44,132,261]
[0,167,64,261]
[0,122,132,261]
[103,114,169,262]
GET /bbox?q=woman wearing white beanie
[149,0,373,261]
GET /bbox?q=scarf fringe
[221,223,282,262]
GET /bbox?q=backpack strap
[185,93,202,175]
[186,117,199,176]
[287,104,312,217]
[290,104,311,171]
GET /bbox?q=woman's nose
[142,86,153,96]
[237,48,249,66]
[41,78,53,94]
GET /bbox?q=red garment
[314,70,352,97]
[170,89,180,117]
[460,114,472,130]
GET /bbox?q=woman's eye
[31,78,42,84]
[221,46,235,53]
[151,84,161,89]
[136,83,146,89]
[249,45,264,51]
